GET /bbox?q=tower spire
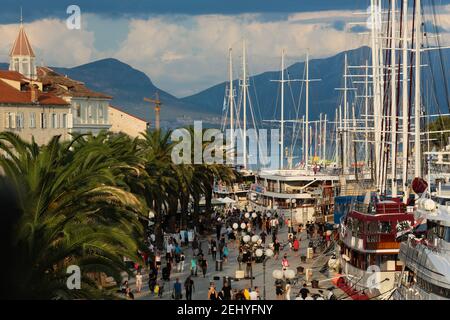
[9,9,37,79]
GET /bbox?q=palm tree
[0,132,146,299]
[138,130,178,249]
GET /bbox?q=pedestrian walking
[299,283,310,300]
[260,230,267,244]
[172,278,182,300]
[211,239,217,260]
[155,252,162,270]
[281,254,289,271]
[162,262,171,281]
[249,287,258,300]
[135,271,143,293]
[275,279,284,300]
[184,276,195,300]
[200,257,208,277]
[190,257,198,277]
[293,237,300,254]
[273,239,281,260]
[221,281,232,300]
[285,281,292,300]
[179,252,185,272]
[166,241,174,264]
[223,244,229,263]
[207,282,218,300]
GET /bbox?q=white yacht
[394,198,450,300]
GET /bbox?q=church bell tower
[9,12,37,80]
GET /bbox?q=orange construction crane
[144,92,162,130]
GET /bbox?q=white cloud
[0,18,97,67]
[2,7,450,97]
[113,12,369,97]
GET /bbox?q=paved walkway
[126,223,345,300]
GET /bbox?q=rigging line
[431,0,450,113]
[290,62,307,160]
[423,21,446,147]
[286,69,300,158]
[421,5,444,151]
[249,72,264,128]
[221,84,229,132]
[272,69,281,125]
[394,0,405,178]
[428,0,449,147]
[407,0,418,182]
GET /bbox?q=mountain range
[1,45,449,128]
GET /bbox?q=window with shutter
[30,112,36,128]
[51,113,58,129]
[18,113,24,128]
[62,114,67,128]
[10,112,16,128]
[40,113,47,129]
[5,112,10,128]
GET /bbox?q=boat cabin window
[416,276,450,299]
[427,221,450,242]
[445,226,450,242]
[368,221,378,233]
[379,221,392,234]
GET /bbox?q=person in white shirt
[249,288,258,300]
[285,282,291,300]
[135,271,143,293]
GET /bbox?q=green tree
[0,132,146,299]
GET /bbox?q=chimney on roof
[30,84,39,103]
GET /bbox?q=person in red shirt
[293,237,300,255]
[281,254,289,271]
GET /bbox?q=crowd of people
[119,205,337,300]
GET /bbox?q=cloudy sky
[1,0,450,97]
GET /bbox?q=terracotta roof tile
[0,79,68,106]
[37,66,112,99]
[0,70,27,82]
[9,26,35,57]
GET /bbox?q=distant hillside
[0,59,215,127]
[2,46,450,128]
[51,58,216,124]
[182,46,450,121]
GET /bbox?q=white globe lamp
[265,248,274,257]
[255,249,263,258]
[273,270,283,280]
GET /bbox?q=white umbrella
[220,197,236,204]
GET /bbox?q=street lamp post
[256,248,274,300]
[242,234,261,287]
[272,268,296,300]
[233,222,249,271]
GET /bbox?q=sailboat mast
[280,49,285,170]
[323,113,327,163]
[343,54,348,173]
[305,52,310,169]
[335,108,339,165]
[401,0,409,201]
[391,0,398,197]
[229,48,234,158]
[242,40,248,169]
[365,60,369,167]
[414,0,422,178]
[371,0,382,190]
